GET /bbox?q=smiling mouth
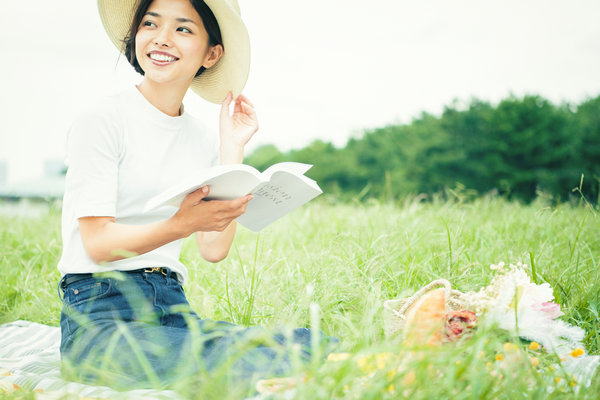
[148,52,179,63]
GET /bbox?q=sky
[1,0,599,184]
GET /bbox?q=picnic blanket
[0,320,182,399]
[2,320,597,398]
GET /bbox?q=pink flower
[532,302,564,319]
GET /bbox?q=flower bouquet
[255,262,599,396]
[384,262,599,389]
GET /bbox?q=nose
[153,27,172,47]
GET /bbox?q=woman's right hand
[78,185,251,264]
[171,186,253,237]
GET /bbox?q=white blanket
[2,320,596,397]
[0,320,182,399]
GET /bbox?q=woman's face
[135,0,222,88]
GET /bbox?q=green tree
[243,94,599,203]
[574,96,600,202]
[489,96,574,200]
[245,144,285,171]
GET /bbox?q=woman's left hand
[219,92,258,163]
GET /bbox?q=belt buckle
[144,267,167,276]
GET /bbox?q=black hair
[123,0,223,77]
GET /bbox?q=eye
[177,27,193,34]
[142,20,157,28]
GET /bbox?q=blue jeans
[58,269,337,391]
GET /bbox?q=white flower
[464,263,585,354]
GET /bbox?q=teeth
[149,53,176,62]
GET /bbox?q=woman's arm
[80,93,259,265]
[194,92,259,262]
[79,187,252,264]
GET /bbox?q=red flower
[445,310,477,341]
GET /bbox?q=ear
[202,44,224,69]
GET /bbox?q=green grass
[1,195,599,399]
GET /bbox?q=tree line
[246,94,600,203]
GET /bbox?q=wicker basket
[383,279,467,338]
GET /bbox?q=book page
[238,170,322,232]
[203,170,263,200]
[262,162,313,179]
[144,162,322,232]
[144,164,262,212]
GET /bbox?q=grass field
[1,195,599,399]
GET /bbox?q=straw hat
[97,0,250,103]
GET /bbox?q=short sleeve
[64,107,122,218]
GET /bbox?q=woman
[58,0,335,392]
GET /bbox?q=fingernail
[202,186,208,193]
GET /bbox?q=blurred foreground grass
[0,196,598,398]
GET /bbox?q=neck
[136,78,192,117]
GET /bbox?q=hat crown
[230,0,241,15]
[206,0,241,16]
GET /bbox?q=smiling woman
[131,0,224,116]
[125,0,223,87]
[56,0,337,394]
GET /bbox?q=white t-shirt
[58,85,218,284]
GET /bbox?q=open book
[144,162,322,232]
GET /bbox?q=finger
[241,101,258,121]
[220,92,233,119]
[238,200,249,215]
[238,193,254,205]
[228,203,247,219]
[184,186,210,206]
[237,94,255,108]
[233,95,244,114]
[241,103,258,129]
[227,196,249,210]
[221,195,252,216]
[240,99,255,112]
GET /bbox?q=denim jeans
[58,269,337,391]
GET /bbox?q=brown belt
[60,267,177,289]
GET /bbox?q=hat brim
[97,0,250,104]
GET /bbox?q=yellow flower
[327,352,351,362]
[355,353,394,375]
[554,376,561,383]
[506,342,519,351]
[388,384,395,393]
[355,355,373,374]
[530,357,540,367]
[375,353,394,369]
[570,348,584,358]
[478,351,485,359]
[528,342,540,351]
[495,353,504,361]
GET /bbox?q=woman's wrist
[166,212,192,239]
[220,143,245,165]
